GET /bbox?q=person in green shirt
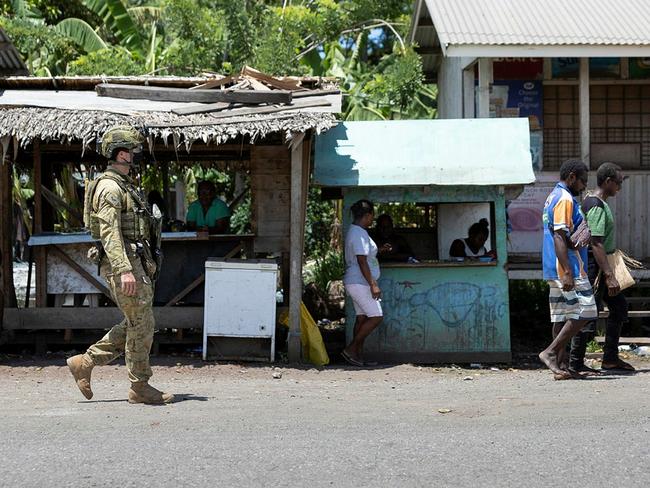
[569,162,634,374]
[186,181,231,234]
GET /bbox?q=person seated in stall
[186,180,231,234]
[449,218,495,260]
[370,214,415,263]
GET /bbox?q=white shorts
[346,283,383,317]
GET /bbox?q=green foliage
[216,0,262,71]
[252,6,308,75]
[54,17,107,52]
[0,16,80,75]
[321,39,436,121]
[374,202,436,228]
[304,250,345,296]
[158,0,225,75]
[586,340,603,354]
[81,0,144,53]
[230,196,251,235]
[12,167,33,233]
[304,187,336,257]
[1,0,439,258]
[67,46,144,75]
[0,0,98,24]
[365,48,424,111]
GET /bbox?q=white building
[411,0,650,268]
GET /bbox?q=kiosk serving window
[371,202,496,264]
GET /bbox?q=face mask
[130,148,143,166]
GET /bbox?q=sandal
[553,370,573,381]
[570,365,603,377]
[601,359,636,371]
[341,350,364,367]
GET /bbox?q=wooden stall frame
[1,148,17,310]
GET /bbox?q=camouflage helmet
[100,125,144,159]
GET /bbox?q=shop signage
[552,58,620,78]
[492,58,543,79]
[488,80,543,170]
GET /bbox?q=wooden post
[477,58,492,118]
[33,141,47,307]
[161,159,170,213]
[288,133,306,362]
[579,57,591,167]
[0,149,17,308]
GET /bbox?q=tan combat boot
[128,382,174,405]
[66,353,94,400]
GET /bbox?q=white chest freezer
[203,258,278,361]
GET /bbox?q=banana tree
[49,0,162,73]
[317,36,436,121]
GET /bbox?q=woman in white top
[342,199,383,367]
[449,218,490,259]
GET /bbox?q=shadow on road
[175,393,209,402]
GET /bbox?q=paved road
[1,356,649,487]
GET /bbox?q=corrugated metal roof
[0,27,28,75]
[423,0,650,49]
[313,119,534,187]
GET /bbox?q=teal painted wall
[343,185,511,360]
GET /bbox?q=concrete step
[599,310,650,318]
[595,336,650,345]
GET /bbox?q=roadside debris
[93,65,339,118]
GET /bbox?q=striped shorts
[548,277,598,323]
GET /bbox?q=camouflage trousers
[86,255,154,383]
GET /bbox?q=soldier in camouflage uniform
[67,126,173,405]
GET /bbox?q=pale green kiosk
[314,118,535,363]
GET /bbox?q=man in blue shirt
[539,160,597,380]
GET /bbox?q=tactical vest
[84,168,163,281]
[83,170,151,242]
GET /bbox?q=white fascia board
[445,44,650,58]
[461,57,478,70]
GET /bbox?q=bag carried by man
[602,250,640,292]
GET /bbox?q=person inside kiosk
[186,180,231,234]
[449,218,494,261]
[371,214,416,263]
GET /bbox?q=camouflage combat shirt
[92,167,137,275]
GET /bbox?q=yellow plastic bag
[279,302,330,366]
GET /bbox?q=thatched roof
[0,106,337,151]
[0,75,339,152]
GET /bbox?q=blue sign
[489,80,543,170]
[553,58,620,78]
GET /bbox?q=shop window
[370,202,496,264]
[543,84,650,169]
